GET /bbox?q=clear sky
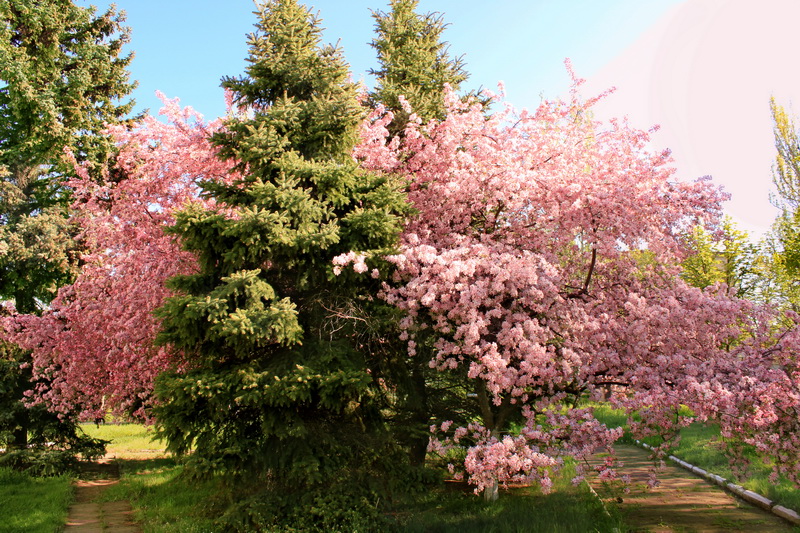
[77,0,800,237]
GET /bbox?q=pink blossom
[358,68,800,494]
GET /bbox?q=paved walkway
[64,461,141,533]
[586,445,796,532]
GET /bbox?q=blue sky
[77,0,681,120]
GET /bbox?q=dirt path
[586,445,796,532]
[64,460,141,533]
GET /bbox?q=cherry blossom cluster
[2,95,238,418]
[354,67,800,493]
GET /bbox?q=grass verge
[0,467,72,533]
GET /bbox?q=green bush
[0,432,107,476]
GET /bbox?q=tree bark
[408,358,430,467]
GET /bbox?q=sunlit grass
[80,422,168,459]
[0,467,72,533]
[99,461,219,533]
[77,423,215,531]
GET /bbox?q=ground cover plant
[0,467,72,533]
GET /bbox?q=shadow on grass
[97,456,624,533]
[114,456,178,476]
[389,480,623,533]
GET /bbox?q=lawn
[0,467,72,533]
[81,422,168,459]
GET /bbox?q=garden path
[586,445,797,532]
[63,460,140,533]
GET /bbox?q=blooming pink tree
[3,95,238,419]
[352,66,799,499]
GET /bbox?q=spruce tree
[0,0,135,459]
[154,0,409,527]
[369,0,468,137]
[369,0,473,466]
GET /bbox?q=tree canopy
[0,0,136,312]
[369,0,468,137]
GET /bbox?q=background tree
[0,0,135,458]
[4,95,228,420]
[767,97,800,309]
[153,1,410,529]
[681,218,764,300]
[0,0,136,311]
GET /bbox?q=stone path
[586,445,797,532]
[64,460,141,533]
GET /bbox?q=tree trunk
[483,477,499,502]
[407,358,430,467]
[475,387,512,503]
[12,425,28,450]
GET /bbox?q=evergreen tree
[1,0,136,312]
[369,0,468,137]
[368,0,473,466]
[0,0,135,457]
[154,1,409,528]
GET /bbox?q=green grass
[592,404,800,513]
[389,462,624,532]
[662,422,800,513]
[80,422,167,459]
[80,424,218,531]
[84,424,625,532]
[0,467,72,533]
[103,459,624,533]
[99,460,219,533]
